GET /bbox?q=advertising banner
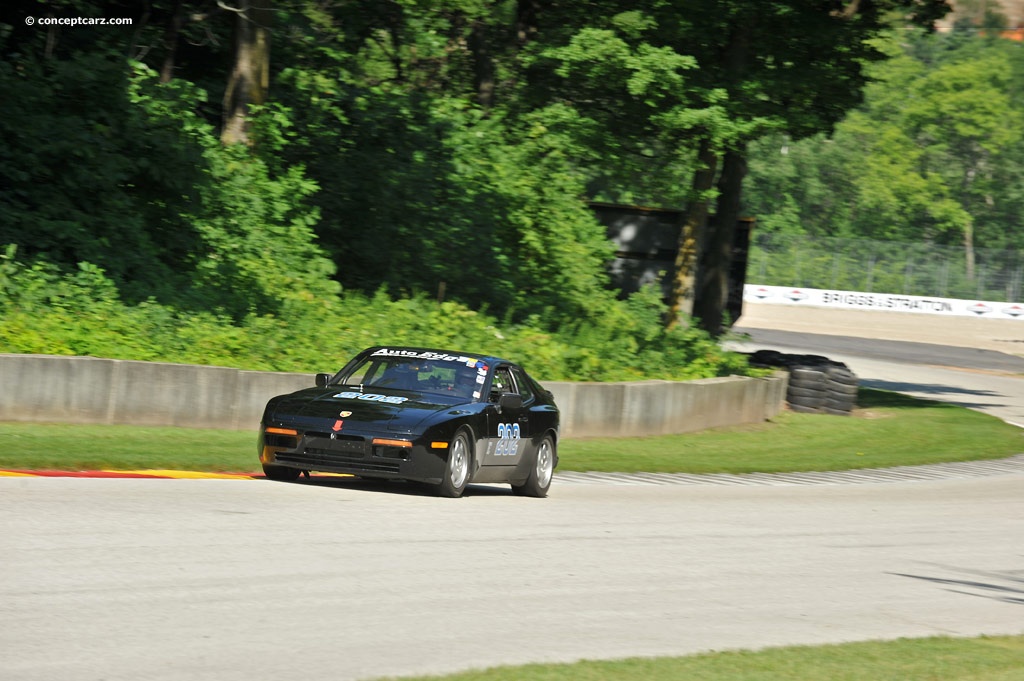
[743,284,1024,320]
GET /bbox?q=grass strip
[559,388,1024,474]
[0,389,1020,474]
[370,635,1024,681]
[0,422,258,473]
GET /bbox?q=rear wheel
[512,435,554,498]
[434,430,471,498]
[262,464,301,482]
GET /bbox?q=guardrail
[0,354,788,438]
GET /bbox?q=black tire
[789,379,826,391]
[789,376,827,393]
[825,369,859,387]
[434,429,472,498]
[790,368,827,383]
[822,406,853,416]
[787,385,828,399]
[789,403,821,414]
[262,464,301,481]
[512,435,555,498]
[793,355,832,366]
[788,393,826,410]
[826,396,856,411]
[826,381,859,396]
[749,350,785,366]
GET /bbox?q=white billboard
[743,284,1024,320]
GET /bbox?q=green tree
[261,0,620,323]
[676,0,951,335]
[522,0,949,334]
[0,6,336,319]
[901,48,1023,277]
[744,32,1024,275]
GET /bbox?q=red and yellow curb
[0,469,357,479]
[0,469,262,479]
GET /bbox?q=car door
[482,365,530,466]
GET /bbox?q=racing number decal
[494,422,521,457]
[333,391,408,404]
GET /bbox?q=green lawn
[558,388,1024,474]
[372,636,1024,681]
[0,389,1020,473]
[0,421,259,472]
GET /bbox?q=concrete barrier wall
[547,374,788,438]
[0,354,788,438]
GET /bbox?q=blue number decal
[495,422,521,456]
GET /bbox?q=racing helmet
[453,365,478,395]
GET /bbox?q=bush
[0,246,753,382]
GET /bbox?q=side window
[511,368,534,404]
[491,367,514,397]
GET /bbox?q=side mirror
[498,392,523,411]
[315,373,331,388]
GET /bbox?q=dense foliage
[743,23,1024,259]
[0,244,748,380]
[1,1,982,379]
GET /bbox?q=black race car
[258,346,560,497]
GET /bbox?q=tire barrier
[747,350,859,416]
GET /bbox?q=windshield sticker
[372,348,478,364]
[333,391,408,404]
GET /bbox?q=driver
[378,361,418,390]
[453,366,478,398]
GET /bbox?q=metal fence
[748,234,1024,303]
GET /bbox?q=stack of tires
[748,350,859,416]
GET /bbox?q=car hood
[270,387,465,433]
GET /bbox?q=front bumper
[259,428,448,484]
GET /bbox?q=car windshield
[335,350,488,401]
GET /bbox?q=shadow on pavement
[861,380,1003,400]
[888,565,1024,606]
[257,474,513,498]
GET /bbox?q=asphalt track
[3,308,1024,681]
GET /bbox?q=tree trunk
[468,19,495,109]
[964,216,976,281]
[159,0,185,83]
[666,138,718,328]
[694,145,748,336]
[221,0,272,146]
[516,0,541,46]
[671,11,753,331]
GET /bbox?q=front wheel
[512,435,554,498]
[434,429,472,498]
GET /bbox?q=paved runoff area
[737,302,1024,356]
